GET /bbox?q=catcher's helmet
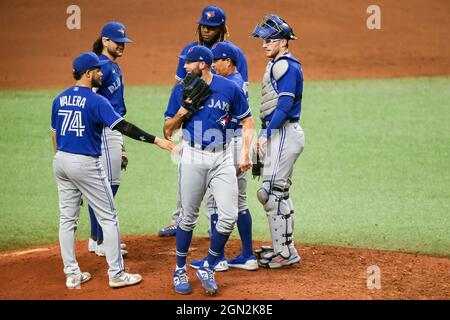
[251,15,297,40]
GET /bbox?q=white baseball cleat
[109,272,142,288]
[95,243,128,257]
[88,238,97,253]
[66,272,92,289]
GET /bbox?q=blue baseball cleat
[227,254,259,271]
[159,225,177,237]
[189,256,229,272]
[173,269,192,294]
[196,264,218,295]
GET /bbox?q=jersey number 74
[58,110,85,137]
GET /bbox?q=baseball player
[159,5,249,237]
[51,52,175,289]
[251,15,305,269]
[189,42,258,272]
[163,46,255,295]
[87,22,131,257]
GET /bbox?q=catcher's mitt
[182,73,212,116]
[252,153,263,179]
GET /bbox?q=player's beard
[107,45,123,59]
[92,75,102,88]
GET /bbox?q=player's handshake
[154,137,179,154]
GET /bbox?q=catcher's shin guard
[259,187,296,268]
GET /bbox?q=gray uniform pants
[100,127,123,186]
[53,151,124,280]
[171,137,248,224]
[177,142,238,235]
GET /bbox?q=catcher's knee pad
[256,187,269,205]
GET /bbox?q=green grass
[0,77,449,256]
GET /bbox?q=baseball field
[1,0,450,300]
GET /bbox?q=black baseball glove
[182,73,212,117]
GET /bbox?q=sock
[209,213,225,259]
[237,209,253,258]
[206,228,229,267]
[97,185,119,245]
[88,205,98,241]
[176,227,193,268]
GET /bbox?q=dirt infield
[1,0,450,89]
[0,235,449,300]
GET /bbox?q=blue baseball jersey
[175,41,248,82]
[165,74,251,148]
[96,54,127,116]
[224,71,248,135]
[264,53,303,123]
[51,86,123,156]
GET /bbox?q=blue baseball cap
[73,52,108,74]
[197,6,226,27]
[101,22,133,43]
[211,42,238,63]
[178,45,213,65]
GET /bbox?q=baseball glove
[121,149,128,171]
[182,73,212,116]
[252,154,263,179]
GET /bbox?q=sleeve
[175,46,189,81]
[235,47,249,83]
[275,62,301,99]
[263,95,294,138]
[50,98,57,132]
[230,83,251,120]
[164,84,183,120]
[93,97,123,129]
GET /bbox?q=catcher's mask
[251,15,297,40]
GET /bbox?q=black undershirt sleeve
[113,119,156,144]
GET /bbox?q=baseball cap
[73,52,108,74]
[197,6,226,27]
[178,46,213,65]
[211,42,238,63]
[101,22,133,43]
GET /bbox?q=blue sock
[97,184,120,245]
[206,227,229,267]
[210,213,225,259]
[88,205,98,241]
[237,209,253,258]
[176,227,193,268]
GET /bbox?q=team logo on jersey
[207,98,230,112]
[205,11,215,19]
[216,114,229,129]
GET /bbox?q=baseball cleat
[189,257,229,272]
[196,265,218,295]
[88,238,97,253]
[173,268,192,294]
[158,225,177,237]
[109,272,142,288]
[95,243,128,257]
[66,271,91,289]
[258,252,301,269]
[120,242,127,250]
[227,254,259,271]
[255,245,273,260]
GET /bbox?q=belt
[189,141,228,152]
[261,119,298,129]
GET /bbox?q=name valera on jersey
[59,95,86,108]
[207,98,230,112]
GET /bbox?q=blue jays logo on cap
[197,6,226,27]
[101,22,133,43]
[179,45,213,65]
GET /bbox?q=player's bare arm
[239,116,255,172]
[163,107,190,139]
